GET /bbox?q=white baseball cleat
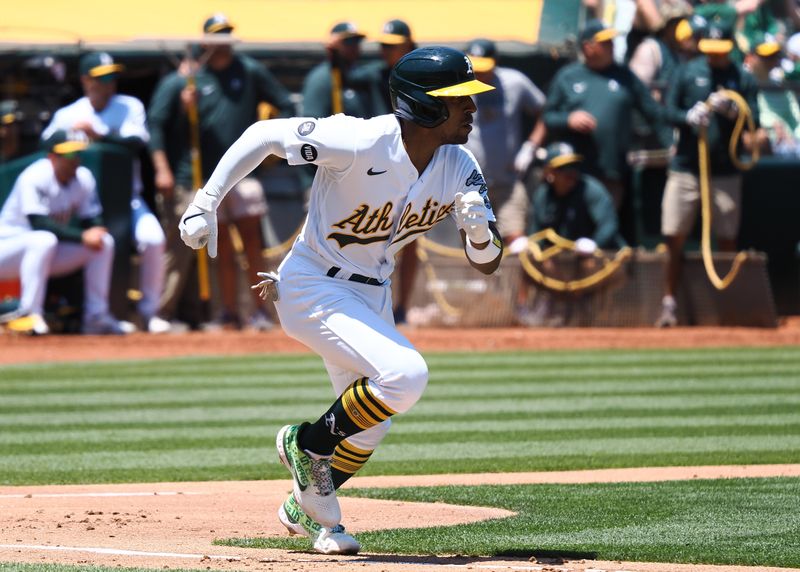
[278,494,360,555]
[276,423,341,528]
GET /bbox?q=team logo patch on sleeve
[300,143,318,162]
[297,121,316,136]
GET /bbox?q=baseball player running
[179,47,503,554]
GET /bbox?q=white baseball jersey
[41,94,149,196]
[280,114,496,281]
[0,158,101,238]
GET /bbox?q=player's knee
[135,217,166,251]
[100,233,115,251]
[28,230,58,254]
[379,350,428,413]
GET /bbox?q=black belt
[326,266,384,286]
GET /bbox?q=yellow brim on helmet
[426,79,495,97]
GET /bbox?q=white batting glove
[513,141,537,176]
[454,190,491,244]
[686,101,710,127]
[179,191,218,258]
[708,91,738,120]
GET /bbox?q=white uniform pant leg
[0,231,58,315]
[274,268,429,418]
[132,199,166,319]
[49,234,115,318]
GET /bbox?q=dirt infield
[2,466,800,572]
[2,319,800,365]
[2,324,799,571]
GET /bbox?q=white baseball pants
[274,246,429,452]
[132,198,166,320]
[0,230,115,318]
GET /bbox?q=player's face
[437,95,477,145]
[50,153,81,185]
[81,76,116,111]
[547,166,581,196]
[380,41,413,67]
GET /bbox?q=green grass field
[2,346,800,569]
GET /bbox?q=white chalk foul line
[0,544,239,561]
[0,491,204,499]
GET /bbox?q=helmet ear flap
[390,83,449,128]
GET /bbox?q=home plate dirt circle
[2,465,800,572]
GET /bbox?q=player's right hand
[454,190,491,244]
[179,198,218,258]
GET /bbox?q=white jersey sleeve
[201,116,358,208]
[281,115,357,174]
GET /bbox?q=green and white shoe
[278,494,360,555]
[276,424,340,527]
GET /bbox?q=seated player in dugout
[515,142,626,327]
[178,47,503,555]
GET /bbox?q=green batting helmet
[389,46,494,128]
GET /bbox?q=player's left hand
[251,271,280,302]
[179,198,218,257]
[454,190,491,244]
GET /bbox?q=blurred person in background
[302,21,370,118]
[463,38,547,247]
[745,35,800,156]
[542,19,668,244]
[517,142,625,326]
[528,143,625,250]
[783,31,800,79]
[657,22,762,326]
[674,13,710,58]
[629,1,694,97]
[41,51,170,333]
[0,131,133,335]
[148,13,294,331]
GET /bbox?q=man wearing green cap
[542,19,668,241]
[529,142,625,250]
[41,51,170,333]
[0,131,133,335]
[657,22,761,327]
[517,141,624,326]
[302,21,371,118]
[358,19,416,116]
[148,13,294,330]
